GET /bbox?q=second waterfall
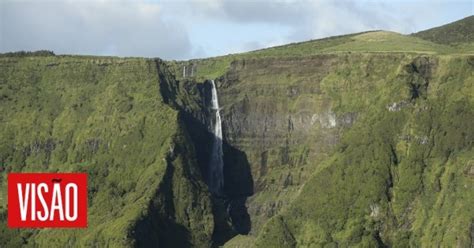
[209,79,224,195]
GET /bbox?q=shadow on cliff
[223,140,253,232]
[132,159,192,248]
[180,98,254,243]
[158,70,254,246]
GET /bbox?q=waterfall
[209,79,224,194]
[183,66,186,78]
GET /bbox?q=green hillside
[413,15,474,45]
[0,56,215,247]
[170,29,472,82]
[253,55,474,247]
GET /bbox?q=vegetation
[169,24,472,83]
[254,55,473,247]
[0,56,214,247]
[0,16,473,247]
[0,50,55,57]
[413,15,474,45]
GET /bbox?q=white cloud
[1,0,472,59]
[1,0,193,59]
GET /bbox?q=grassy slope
[413,15,474,45]
[0,56,214,247]
[168,29,472,82]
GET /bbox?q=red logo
[8,173,87,228]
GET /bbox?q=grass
[168,29,472,84]
[412,15,474,45]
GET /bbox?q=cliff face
[217,55,347,233]
[245,55,473,247]
[0,56,214,247]
[0,53,472,248]
[174,52,473,246]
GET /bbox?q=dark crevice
[132,146,192,248]
[404,57,436,101]
[389,144,399,166]
[470,221,474,248]
[386,144,398,202]
[374,231,388,248]
[409,82,423,100]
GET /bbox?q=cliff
[170,29,473,247]
[0,17,473,248]
[0,56,214,247]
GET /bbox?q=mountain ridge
[2,15,473,61]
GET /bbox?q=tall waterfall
[209,79,224,194]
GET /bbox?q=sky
[0,0,472,60]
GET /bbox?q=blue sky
[1,0,472,60]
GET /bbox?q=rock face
[217,55,345,233]
[249,55,474,247]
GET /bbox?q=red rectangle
[8,173,87,228]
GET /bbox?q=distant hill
[169,30,464,81]
[0,50,55,57]
[412,15,474,44]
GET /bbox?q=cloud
[185,0,471,55]
[186,0,438,39]
[1,0,472,60]
[1,0,193,59]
